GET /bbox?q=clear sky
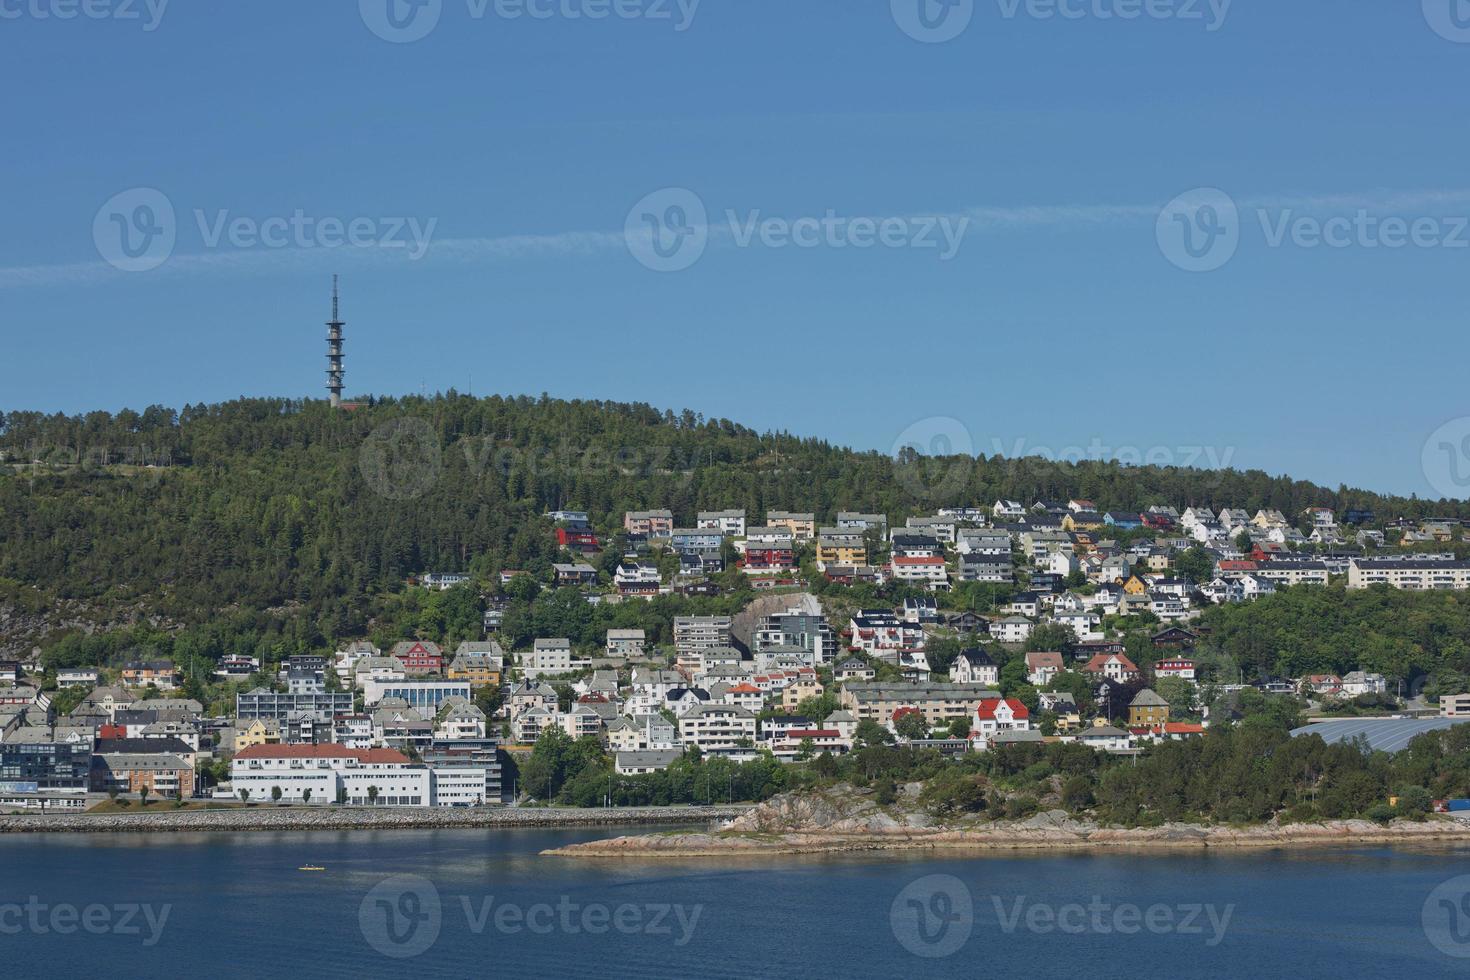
[4,1,1469,497]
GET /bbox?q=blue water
[2,827,1469,978]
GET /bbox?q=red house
[556,527,600,554]
[391,641,444,675]
[743,543,796,572]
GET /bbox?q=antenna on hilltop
[326,275,345,409]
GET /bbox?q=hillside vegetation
[2,394,1468,669]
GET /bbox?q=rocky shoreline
[0,804,752,835]
[543,791,1470,858]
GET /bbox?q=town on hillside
[4,500,1470,813]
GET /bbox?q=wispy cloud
[5,188,1470,290]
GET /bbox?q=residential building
[1127,689,1170,729]
[674,616,732,653]
[697,509,747,537]
[1025,651,1065,686]
[840,682,1001,728]
[951,649,1000,686]
[624,509,675,537]
[120,661,180,690]
[229,744,429,806]
[236,688,354,723]
[678,704,757,751]
[766,511,816,541]
[1347,558,1470,591]
[605,629,647,660]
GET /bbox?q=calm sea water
[2,826,1470,978]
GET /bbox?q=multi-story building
[1252,561,1331,587]
[624,509,675,537]
[229,744,429,806]
[361,679,471,711]
[446,643,503,688]
[614,562,662,597]
[237,688,354,723]
[390,641,444,676]
[92,753,194,798]
[836,512,887,532]
[766,511,816,541]
[815,528,867,569]
[120,661,180,690]
[606,629,648,659]
[678,703,757,751]
[0,741,92,795]
[697,509,747,537]
[674,616,732,653]
[1347,558,1470,591]
[840,682,1000,728]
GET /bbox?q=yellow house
[782,678,825,712]
[1127,689,1170,729]
[1062,513,1105,532]
[816,540,866,567]
[1123,575,1149,595]
[446,651,502,688]
[233,718,281,753]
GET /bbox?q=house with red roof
[971,697,1031,744]
[1081,653,1140,683]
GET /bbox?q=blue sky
[4,1,1470,497]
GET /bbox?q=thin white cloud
[4,188,1469,290]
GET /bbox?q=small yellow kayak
[298,865,326,872]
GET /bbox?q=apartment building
[766,511,816,541]
[697,509,747,537]
[674,615,732,652]
[678,703,757,751]
[1347,558,1470,591]
[624,509,675,537]
[840,682,1000,727]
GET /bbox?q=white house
[951,649,1000,686]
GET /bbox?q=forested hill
[0,394,1464,652]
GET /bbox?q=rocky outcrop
[0,804,751,835]
[543,789,1470,857]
